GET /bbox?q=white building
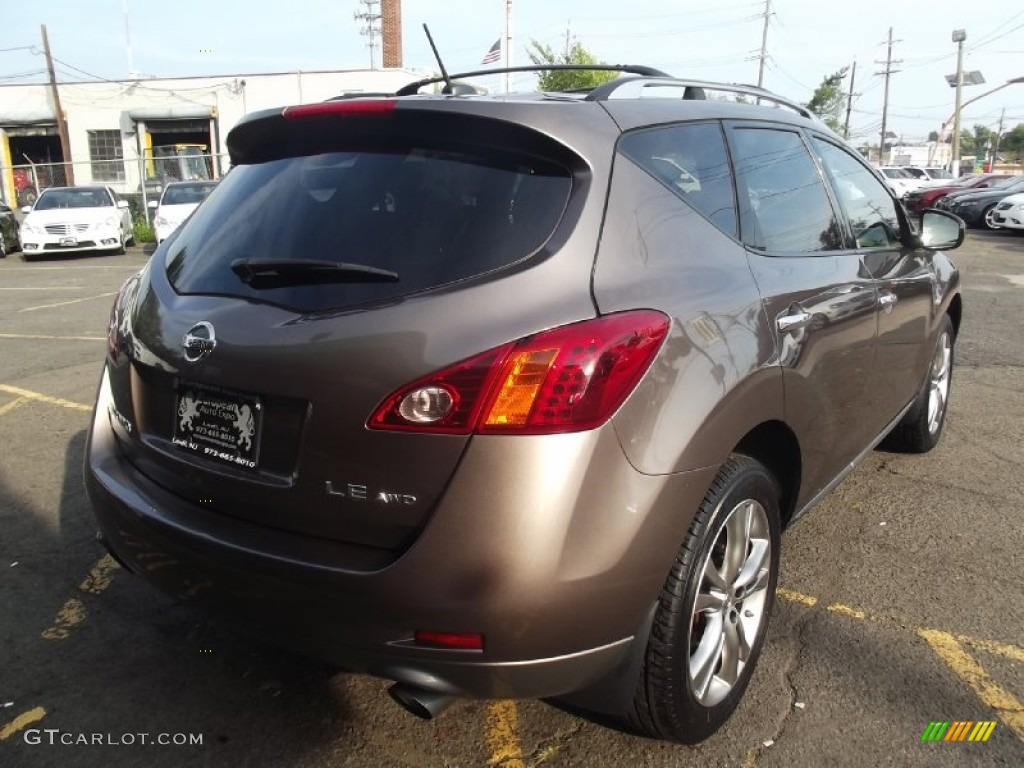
[0,67,422,206]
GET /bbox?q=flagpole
[505,0,513,93]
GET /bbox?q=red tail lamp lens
[414,631,484,650]
[368,311,670,434]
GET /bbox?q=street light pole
[951,29,966,176]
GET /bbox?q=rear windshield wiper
[230,258,399,287]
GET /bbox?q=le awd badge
[325,482,417,506]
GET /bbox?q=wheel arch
[733,420,802,528]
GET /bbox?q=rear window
[165,144,572,311]
[161,183,216,205]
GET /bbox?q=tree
[959,124,995,157]
[1000,123,1024,161]
[805,68,849,133]
[527,40,617,92]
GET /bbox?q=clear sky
[3,0,1022,146]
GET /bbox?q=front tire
[981,204,1000,230]
[631,455,781,744]
[880,314,954,453]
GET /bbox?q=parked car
[86,67,964,746]
[0,201,20,257]
[19,186,135,259]
[903,173,1011,215]
[934,176,1024,229]
[900,166,956,186]
[990,192,1024,231]
[877,166,928,197]
[149,180,218,243]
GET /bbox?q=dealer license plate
[172,383,262,470]
[59,237,78,247]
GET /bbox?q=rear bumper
[86,367,717,699]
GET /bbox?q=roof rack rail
[395,64,671,96]
[327,92,398,101]
[584,76,815,120]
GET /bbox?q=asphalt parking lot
[0,236,1022,767]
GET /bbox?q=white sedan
[20,186,134,259]
[990,192,1024,230]
[149,180,218,243]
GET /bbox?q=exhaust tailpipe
[388,683,457,720]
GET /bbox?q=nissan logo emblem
[182,321,217,362]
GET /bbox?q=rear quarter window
[165,144,572,312]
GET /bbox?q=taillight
[282,100,396,119]
[107,273,141,365]
[368,311,670,435]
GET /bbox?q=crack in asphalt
[747,607,816,765]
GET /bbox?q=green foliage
[805,68,849,133]
[133,217,156,244]
[527,40,617,92]
[1000,123,1024,160]
[958,124,995,157]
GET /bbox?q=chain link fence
[1,153,230,223]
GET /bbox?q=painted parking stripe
[0,706,46,741]
[0,397,27,417]
[777,588,1024,742]
[0,384,90,412]
[0,333,105,342]
[486,700,524,767]
[919,630,1024,742]
[18,291,117,313]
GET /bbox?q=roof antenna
[422,24,454,94]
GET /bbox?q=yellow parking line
[40,598,87,641]
[0,332,105,342]
[776,588,1024,743]
[919,630,1024,741]
[486,700,524,767]
[0,384,90,412]
[0,397,26,417]
[776,587,818,607]
[0,706,46,741]
[18,291,116,313]
[79,554,120,595]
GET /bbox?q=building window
[88,130,124,181]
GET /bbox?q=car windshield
[992,176,1022,189]
[901,168,926,179]
[882,169,913,179]
[161,183,216,206]
[34,188,113,210]
[925,168,954,180]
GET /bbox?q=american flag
[480,39,501,65]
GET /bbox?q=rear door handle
[879,292,897,310]
[777,311,813,333]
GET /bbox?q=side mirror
[147,200,159,209]
[21,206,32,214]
[117,200,130,209]
[919,209,965,251]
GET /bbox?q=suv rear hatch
[105,99,614,554]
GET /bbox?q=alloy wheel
[928,331,952,435]
[688,499,772,707]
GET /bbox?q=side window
[813,138,903,249]
[729,127,842,253]
[619,122,737,238]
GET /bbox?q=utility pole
[843,59,857,139]
[564,20,572,59]
[875,27,902,165]
[505,0,514,94]
[40,24,73,185]
[951,29,967,176]
[757,0,772,88]
[991,107,1006,169]
[354,0,381,70]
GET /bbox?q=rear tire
[880,314,954,453]
[630,455,781,744]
